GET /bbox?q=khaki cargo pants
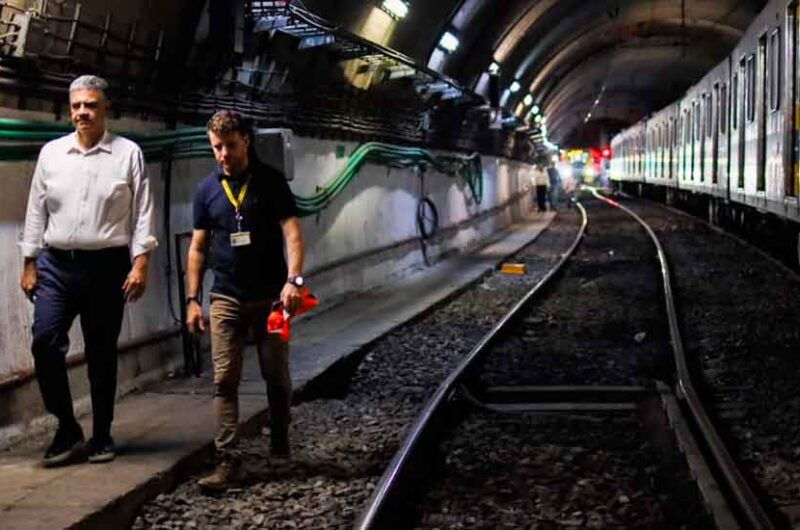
[209,293,291,458]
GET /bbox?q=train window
[671,118,677,149]
[720,83,728,134]
[705,93,713,138]
[769,29,781,111]
[746,54,756,123]
[695,100,702,140]
[685,110,692,146]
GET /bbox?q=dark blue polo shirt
[193,162,298,302]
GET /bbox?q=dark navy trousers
[32,247,129,438]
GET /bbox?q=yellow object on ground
[500,263,527,275]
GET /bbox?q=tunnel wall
[0,110,534,446]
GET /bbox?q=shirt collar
[215,162,254,182]
[67,130,112,155]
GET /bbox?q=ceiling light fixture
[381,0,409,19]
[439,31,459,53]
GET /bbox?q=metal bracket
[0,7,33,57]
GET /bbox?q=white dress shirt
[20,130,158,258]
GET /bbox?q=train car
[729,0,786,214]
[629,120,647,183]
[644,102,678,187]
[611,119,651,189]
[611,124,635,185]
[675,58,730,199]
[610,130,625,182]
[612,0,800,263]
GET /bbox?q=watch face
[291,276,304,287]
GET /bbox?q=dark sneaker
[86,436,116,463]
[43,423,84,467]
[197,460,247,492]
[270,431,290,458]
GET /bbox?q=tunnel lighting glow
[523,94,533,106]
[381,0,409,19]
[531,105,540,115]
[509,80,521,93]
[557,162,572,179]
[488,61,500,75]
[439,31,459,53]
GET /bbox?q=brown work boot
[197,459,247,492]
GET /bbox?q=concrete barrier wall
[0,111,534,445]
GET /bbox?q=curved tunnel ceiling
[297,0,766,147]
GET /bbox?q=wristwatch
[287,275,304,287]
[186,296,200,306]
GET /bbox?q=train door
[666,120,671,180]
[680,111,686,184]
[788,1,799,198]
[661,124,666,180]
[757,33,767,193]
[705,92,713,183]
[738,58,746,190]
[700,96,707,183]
[713,83,720,184]
[685,109,692,184]
[669,117,676,180]
[691,102,698,181]
[719,81,729,189]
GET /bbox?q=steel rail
[354,204,588,530]
[590,188,774,529]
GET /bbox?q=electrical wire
[0,120,484,215]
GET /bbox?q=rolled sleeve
[19,153,48,258]
[130,147,158,257]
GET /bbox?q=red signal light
[601,147,611,158]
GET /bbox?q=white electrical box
[253,128,294,181]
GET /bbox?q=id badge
[230,231,252,247]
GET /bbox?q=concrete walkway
[0,212,555,530]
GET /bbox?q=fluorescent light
[439,31,459,52]
[523,94,533,106]
[381,0,409,19]
[531,105,540,115]
[535,114,543,123]
[488,61,500,75]
[386,65,416,79]
[509,80,521,93]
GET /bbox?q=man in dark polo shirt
[185,110,304,491]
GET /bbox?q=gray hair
[69,75,108,99]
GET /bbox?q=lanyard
[221,176,250,231]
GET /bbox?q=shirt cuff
[19,242,42,258]
[132,236,158,258]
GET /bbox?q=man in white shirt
[19,75,157,466]
[531,161,550,212]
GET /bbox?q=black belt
[46,246,128,260]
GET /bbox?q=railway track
[355,191,777,530]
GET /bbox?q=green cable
[0,120,484,215]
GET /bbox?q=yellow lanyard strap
[221,176,251,214]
